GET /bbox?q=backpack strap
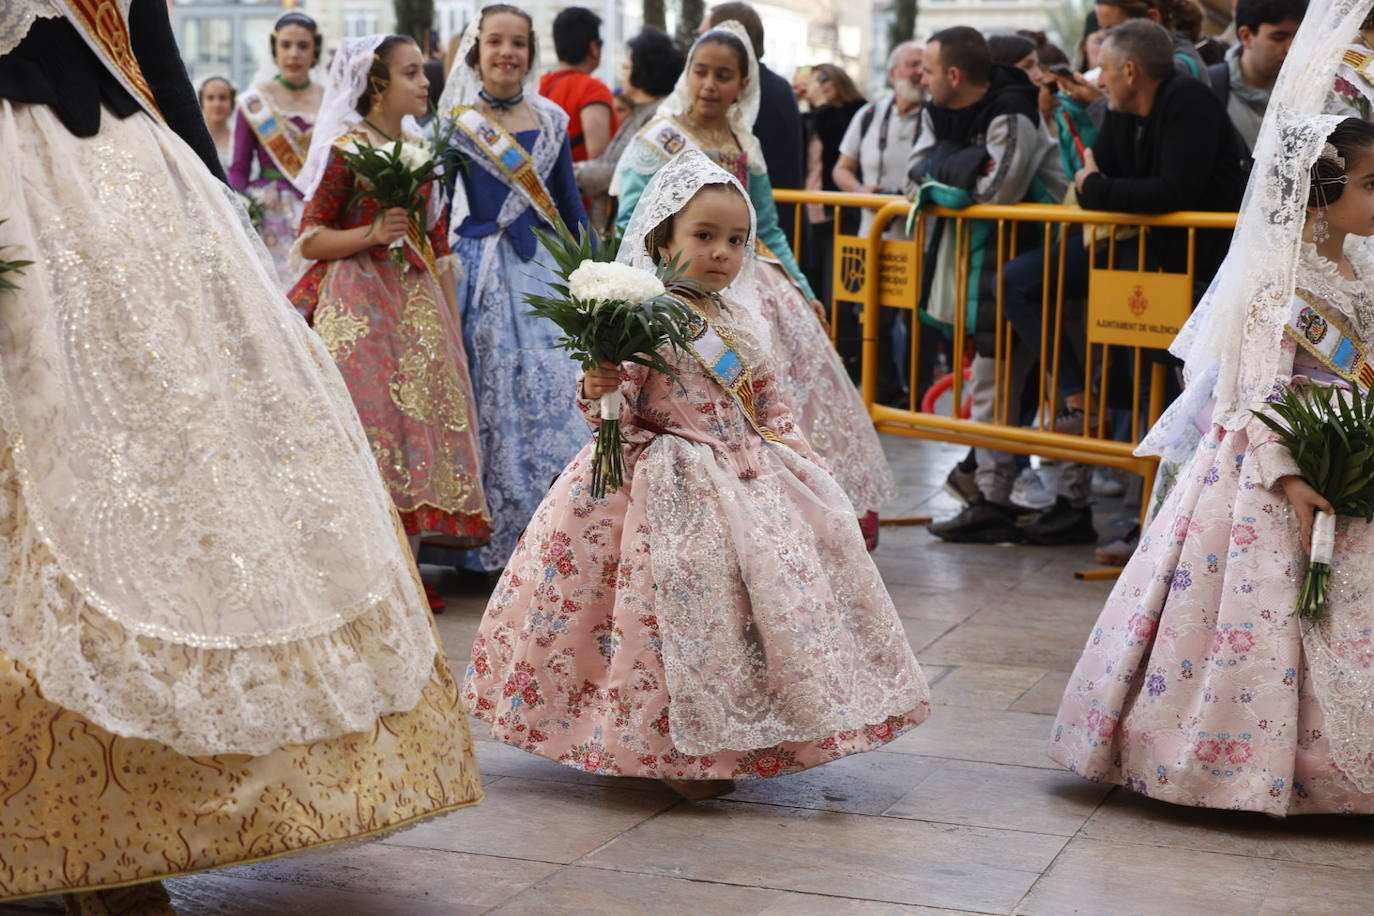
[1206,61,1229,105]
[1174,51,1202,80]
[858,103,877,142]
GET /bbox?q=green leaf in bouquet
[0,220,34,292]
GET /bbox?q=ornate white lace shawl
[0,0,62,57]
[1138,0,1374,462]
[0,10,440,757]
[616,147,766,336]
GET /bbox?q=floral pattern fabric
[464,308,929,780]
[290,144,489,544]
[1051,329,1374,815]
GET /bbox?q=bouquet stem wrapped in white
[525,221,705,498]
[1253,384,1374,620]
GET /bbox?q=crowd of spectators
[201,0,1299,563]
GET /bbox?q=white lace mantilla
[1142,0,1374,460]
[1291,245,1374,794]
[0,92,438,757]
[0,0,62,56]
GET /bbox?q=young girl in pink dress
[613,22,896,548]
[464,150,929,797]
[1050,113,1374,816]
[289,36,490,590]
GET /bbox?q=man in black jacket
[997,19,1246,544]
[703,2,804,237]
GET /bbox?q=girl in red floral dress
[290,35,489,586]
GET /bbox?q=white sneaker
[1092,468,1126,498]
[1012,467,1055,509]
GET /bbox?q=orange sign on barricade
[1087,268,1193,349]
[833,235,919,309]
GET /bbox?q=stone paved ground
[8,438,1374,915]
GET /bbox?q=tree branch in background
[394,0,434,45]
[678,0,705,47]
[644,0,667,31]
[889,0,917,50]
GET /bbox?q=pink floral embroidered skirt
[1050,423,1374,815]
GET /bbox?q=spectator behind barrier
[980,20,1247,546]
[575,26,685,236]
[988,34,1047,85]
[703,2,805,240]
[1208,0,1306,155]
[1093,0,1207,79]
[803,63,867,311]
[907,26,1070,547]
[833,41,927,405]
[541,6,617,162]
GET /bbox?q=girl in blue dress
[437,4,588,573]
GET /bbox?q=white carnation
[568,261,666,308]
[397,142,433,171]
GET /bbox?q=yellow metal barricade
[772,189,1237,566]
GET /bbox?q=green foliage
[334,123,453,265]
[889,0,917,52]
[677,0,706,47]
[0,221,33,293]
[523,218,705,378]
[393,0,434,45]
[1253,385,1374,521]
[1252,383,1374,618]
[237,192,266,227]
[524,217,708,496]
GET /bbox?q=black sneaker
[928,499,1025,544]
[1022,496,1098,546]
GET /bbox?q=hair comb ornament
[1319,142,1346,170]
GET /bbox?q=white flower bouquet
[525,220,705,497]
[1253,383,1374,619]
[336,132,447,267]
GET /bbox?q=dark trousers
[1000,236,1152,399]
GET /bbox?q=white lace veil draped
[621,16,769,178]
[1,0,60,57]
[437,13,567,234]
[616,148,768,346]
[1140,0,1373,459]
[0,2,440,758]
[298,34,387,202]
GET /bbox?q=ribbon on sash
[1342,48,1374,86]
[449,105,562,228]
[238,88,309,187]
[681,308,782,443]
[59,0,162,121]
[1287,290,1374,393]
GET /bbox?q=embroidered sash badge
[450,106,561,227]
[1289,291,1374,391]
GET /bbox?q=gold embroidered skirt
[0,648,481,901]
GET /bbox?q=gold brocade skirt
[0,649,481,901]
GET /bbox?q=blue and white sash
[1288,290,1374,392]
